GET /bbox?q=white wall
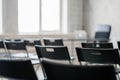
[2,0,83,34]
[0,0,2,34]
[67,0,83,33]
[3,0,18,33]
[83,0,120,43]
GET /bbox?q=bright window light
[41,0,60,31]
[18,0,39,33]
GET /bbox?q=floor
[34,64,44,80]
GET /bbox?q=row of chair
[40,59,117,80]
[0,41,119,80]
[6,40,117,64]
[35,41,120,80]
[0,58,117,80]
[0,59,116,80]
[1,38,120,62]
[0,44,117,80]
[2,37,120,57]
[0,38,64,56]
[3,38,64,46]
[34,43,120,79]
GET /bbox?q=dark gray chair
[5,38,11,42]
[5,41,29,58]
[41,59,117,80]
[24,39,42,46]
[81,42,113,48]
[0,59,38,80]
[75,48,120,65]
[43,38,64,46]
[94,24,111,42]
[14,39,21,42]
[35,45,71,63]
[24,39,34,46]
[75,47,120,78]
[34,40,42,45]
[35,45,72,79]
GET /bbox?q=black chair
[41,59,117,80]
[5,41,29,58]
[94,24,111,42]
[24,39,42,46]
[35,45,72,79]
[75,48,120,67]
[24,39,34,46]
[0,59,38,80]
[34,39,42,45]
[5,38,11,42]
[81,42,113,48]
[35,45,71,63]
[14,39,21,42]
[43,38,64,46]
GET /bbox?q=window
[18,0,61,33]
[18,0,39,33]
[41,0,60,32]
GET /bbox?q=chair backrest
[81,42,113,48]
[41,59,117,80]
[0,59,38,80]
[24,39,34,46]
[43,38,64,46]
[34,40,42,45]
[5,38,11,42]
[5,41,27,50]
[75,48,120,64]
[94,24,111,42]
[24,39,41,46]
[14,39,21,42]
[35,45,71,61]
[5,41,29,58]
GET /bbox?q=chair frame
[0,40,7,56]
